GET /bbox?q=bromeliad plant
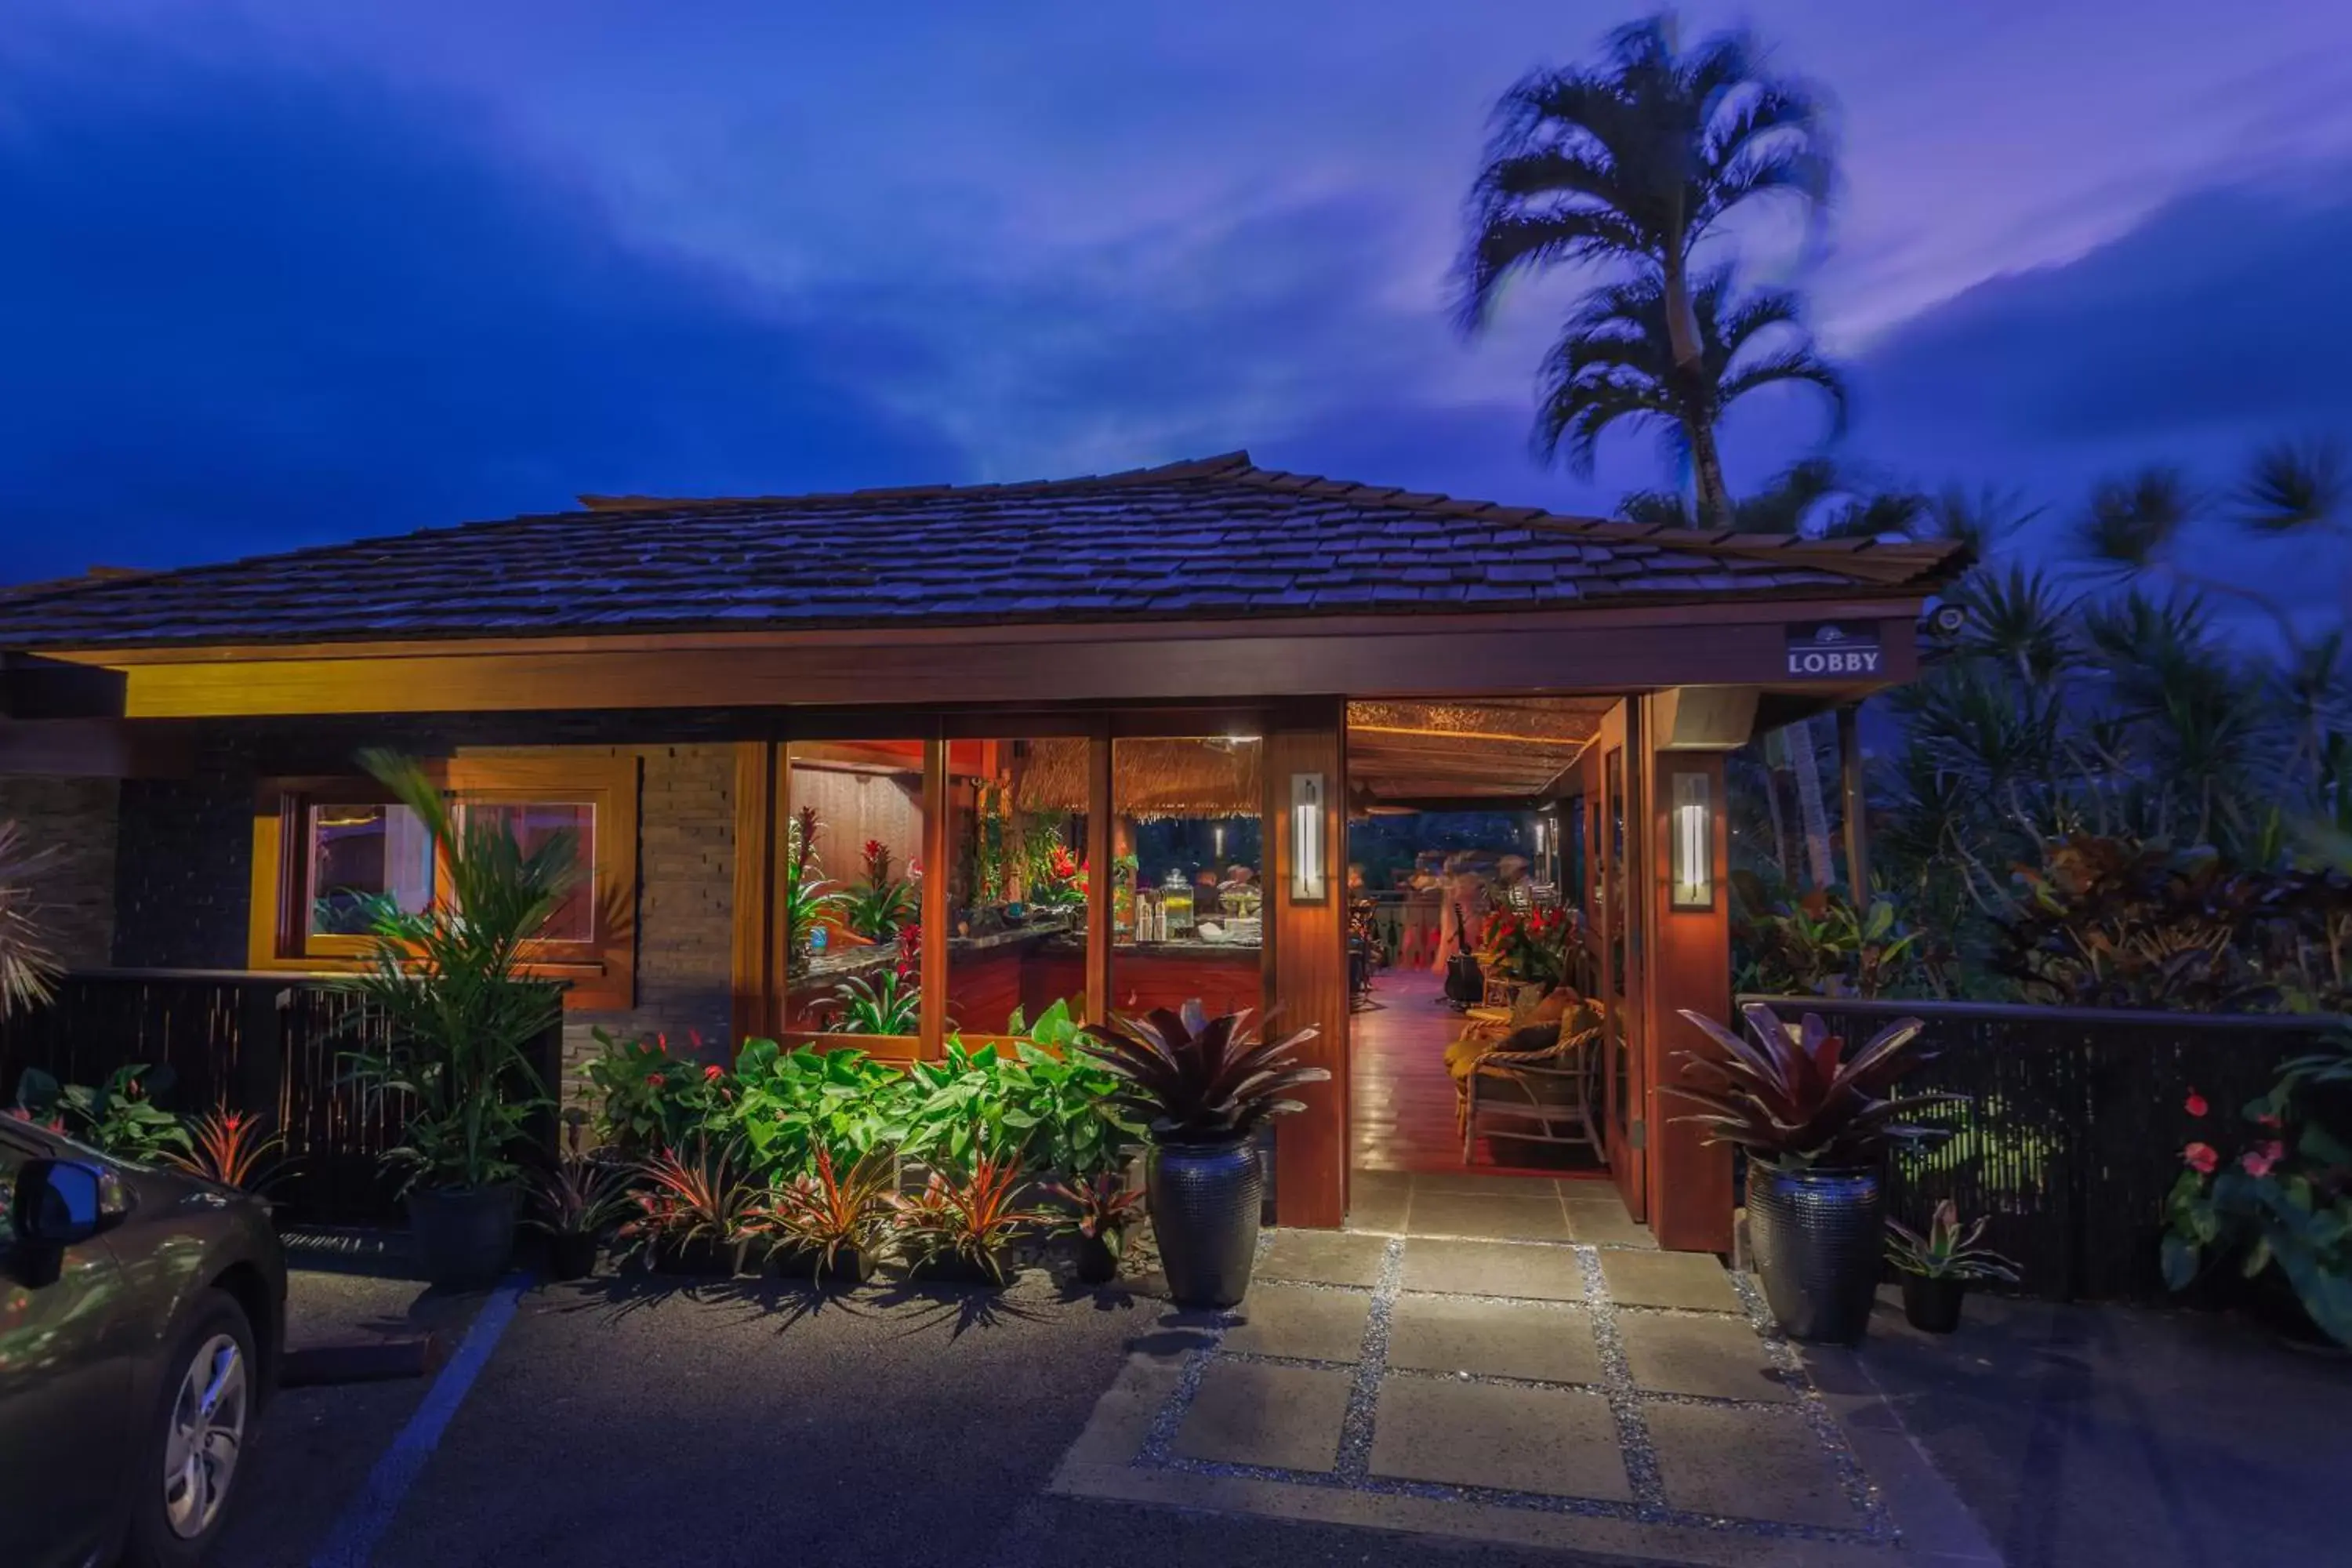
[827,967,921,1036]
[757,1145,898,1279]
[619,1138,760,1265]
[782,806,848,971]
[1081,1003,1328,1145]
[165,1105,289,1192]
[1044,1169,1145,1272]
[0,818,62,1019]
[1886,1200,2021,1283]
[14,1064,194,1164]
[845,838,919,941]
[890,1149,1044,1286]
[1666,1003,1958,1171]
[338,750,575,1195]
[529,1149,633,1239]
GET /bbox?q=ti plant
[890,1150,1043,1286]
[0,819,62,1020]
[1081,1001,1327,1145]
[1665,1002,1958,1171]
[528,1149,632,1239]
[619,1138,759,1260]
[1886,1200,2020,1283]
[165,1106,289,1193]
[15,1064,194,1164]
[827,968,920,1036]
[757,1145,898,1279]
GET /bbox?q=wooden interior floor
[1348,963,1612,1182]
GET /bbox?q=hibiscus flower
[2182,1142,2219,1175]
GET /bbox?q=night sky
[4,1,2349,602]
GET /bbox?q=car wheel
[122,1290,256,1568]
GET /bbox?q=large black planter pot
[1901,1274,1966,1334]
[546,1232,601,1283]
[408,1185,521,1291]
[1745,1162,1883,1345]
[1149,1138,1261,1308]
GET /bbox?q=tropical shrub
[1997,837,2274,1011]
[782,806,848,969]
[1666,1003,1956,1171]
[1732,874,1931,1000]
[2161,1042,2352,1348]
[755,1145,898,1277]
[166,1106,289,1192]
[890,1152,1042,1284]
[13,1063,192,1163]
[1481,904,1572,990]
[1081,1003,1327,1145]
[728,1038,913,1177]
[580,1028,732,1156]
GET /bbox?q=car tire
[121,1290,258,1568]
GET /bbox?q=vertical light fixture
[1213,822,1225,860]
[1290,773,1327,902]
[1671,771,1713,910]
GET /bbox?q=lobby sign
[1784,622,1883,678]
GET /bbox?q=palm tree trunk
[1780,720,1836,889]
[1759,750,1793,884]
[1686,408,1734,530]
[1661,256,1734,530]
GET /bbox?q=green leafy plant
[730,1037,915,1177]
[1081,1002,1327,1145]
[2161,1056,2352,1348]
[579,1028,729,1156]
[971,782,1012,905]
[889,1152,1043,1285]
[165,1105,289,1192]
[782,806,848,970]
[755,1145,898,1278]
[1733,875,1929,1000]
[0,819,62,1019]
[827,967,920,1036]
[1020,818,1087,909]
[845,837,918,940]
[1999,837,2278,1011]
[1886,1200,2020,1283]
[14,1064,192,1163]
[337,749,575,1194]
[528,1149,632,1238]
[1665,1003,1958,1171]
[618,1139,759,1262]
[1004,1022,1141,1179]
[904,1039,1028,1169]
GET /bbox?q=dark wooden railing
[0,969,564,1228]
[1738,994,2344,1301]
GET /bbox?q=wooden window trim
[247,750,639,1011]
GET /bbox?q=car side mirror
[10,1160,122,1248]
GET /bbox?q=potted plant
[528,1150,631,1281]
[13,1063,194,1164]
[1886,1200,2020,1332]
[620,1140,759,1276]
[1044,1169,1145,1284]
[339,750,579,1290]
[757,1145,896,1284]
[891,1152,1040,1287]
[1668,1001,1955,1344]
[1081,1001,1328,1308]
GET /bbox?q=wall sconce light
[1213,822,1226,859]
[1290,773,1328,902]
[1671,772,1713,910]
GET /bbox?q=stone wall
[0,775,122,969]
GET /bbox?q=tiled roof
[0,453,1965,650]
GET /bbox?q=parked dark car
[2,1116,286,1568]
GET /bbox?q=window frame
[247,750,638,1011]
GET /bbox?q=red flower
[127,1078,142,1098]
[864,838,885,860]
[2241,1141,2286,1178]
[2183,1142,2219,1174]
[647,1073,666,1088]
[223,1112,242,1131]
[702,1064,723,1082]
[2183,1090,2208,1118]
[654,1033,670,1054]
[2256,1112,2281,1129]
[688,1029,706,1050]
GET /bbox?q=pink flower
[2241,1142,2286,1179]
[2183,1091,2209,1118]
[2183,1142,2219,1174]
[653,1033,670,1054]
[2256,1112,2281,1130]
[647,1073,666,1088]
[702,1064,723,1082]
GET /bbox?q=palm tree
[1534,269,1844,488]
[1457,13,1832,525]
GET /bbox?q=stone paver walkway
[1052,1223,1998,1567]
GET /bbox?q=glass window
[306,804,433,936]
[459,801,596,942]
[782,742,926,1045]
[946,736,1089,1042]
[1109,736,1264,1020]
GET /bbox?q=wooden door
[1595,718,1648,1218]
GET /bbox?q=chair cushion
[1497,1021,1563,1055]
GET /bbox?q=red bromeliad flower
[654,1033,670,1054]
[2183,1142,2219,1174]
[1050,844,1079,882]
[2183,1089,2209,1117]
[2241,1141,2286,1178]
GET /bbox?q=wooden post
[1838,704,1871,899]
[1084,726,1112,1025]
[1267,706,1347,1229]
[729,741,777,1047]
[1640,728,1734,1255]
[919,731,949,1059]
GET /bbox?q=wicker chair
[1455,1000,1605,1164]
